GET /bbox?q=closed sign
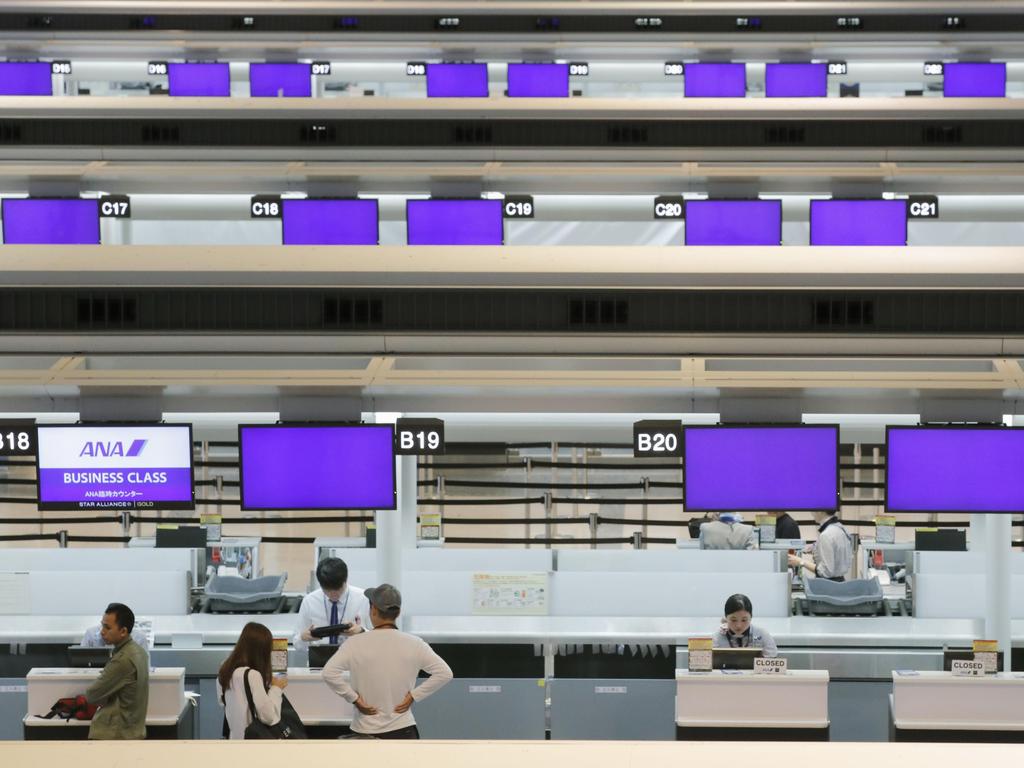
[753,657,788,674]
[951,659,985,677]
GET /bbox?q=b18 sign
[633,420,683,458]
[395,418,445,455]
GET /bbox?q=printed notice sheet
[472,572,549,616]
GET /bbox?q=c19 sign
[633,420,683,458]
[395,418,445,455]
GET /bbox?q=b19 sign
[633,420,683,458]
[395,418,445,455]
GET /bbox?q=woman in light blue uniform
[712,593,778,657]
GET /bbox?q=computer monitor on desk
[67,645,112,668]
[308,644,339,669]
[712,648,763,670]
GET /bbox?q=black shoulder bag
[241,668,307,740]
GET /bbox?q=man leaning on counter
[85,602,150,740]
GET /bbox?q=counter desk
[676,669,830,741]
[22,667,191,740]
[281,667,353,739]
[891,671,1024,742]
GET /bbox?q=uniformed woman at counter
[713,593,778,657]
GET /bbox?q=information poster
[875,516,896,544]
[272,638,289,674]
[973,639,998,673]
[472,572,549,616]
[756,514,776,545]
[688,637,713,672]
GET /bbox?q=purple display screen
[765,63,827,98]
[507,63,569,98]
[281,199,379,245]
[943,62,1007,98]
[426,63,489,97]
[249,62,311,97]
[0,62,52,96]
[685,200,782,245]
[684,426,839,511]
[168,62,230,97]
[36,424,195,511]
[886,427,1024,512]
[809,199,907,246]
[406,199,504,245]
[684,63,746,98]
[2,198,99,245]
[239,425,396,510]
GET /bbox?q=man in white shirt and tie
[294,558,371,651]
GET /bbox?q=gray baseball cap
[364,583,402,612]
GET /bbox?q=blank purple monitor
[0,62,52,96]
[943,62,1006,98]
[684,63,746,98]
[239,424,397,510]
[281,199,379,245]
[426,63,489,97]
[406,199,504,245]
[685,200,782,245]
[507,63,569,98]
[249,62,312,97]
[886,427,1024,513]
[2,198,100,244]
[168,62,231,97]
[765,63,827,98]
[809,199,907,246]
[684,425,839,511]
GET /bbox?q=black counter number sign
[503,195,534,219]
[396,418,445,455]
[0,420,36,456]
[99,195,131,218]
[250,195,282,219]
[907,195,939,219]
[633,420,683,458]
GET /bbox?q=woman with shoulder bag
[217,622,291,739]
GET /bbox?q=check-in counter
[412,644,546,740]
[282,667,353,738]
[675,670,830,741]
[890,671,1024,742]
[23,667,191,740]
[550,646,676,741]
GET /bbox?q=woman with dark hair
[217,622,288,739]
[712,593,779,657]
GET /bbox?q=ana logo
[79,439,147,458]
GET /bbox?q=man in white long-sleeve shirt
[322,583,453,739]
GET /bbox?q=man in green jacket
[85,603,150,739]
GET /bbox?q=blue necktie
[329,601,339,645]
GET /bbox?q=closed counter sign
[36,424,195,510]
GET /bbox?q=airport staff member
[773,510,802,540]
[295,557,372,650]
[712,593,778,657]
[85,603,150,740]
[788,510,853,581]
[700,512,757,550]
[323,584,453,739]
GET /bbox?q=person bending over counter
[295,557,372,650]
[218,622,288,740]
[323,584,453,739]
[713,593,778,657]
[699,512,757,550]
[788,510,853,581]
[772,510,801,540]
[85,602,149,740]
